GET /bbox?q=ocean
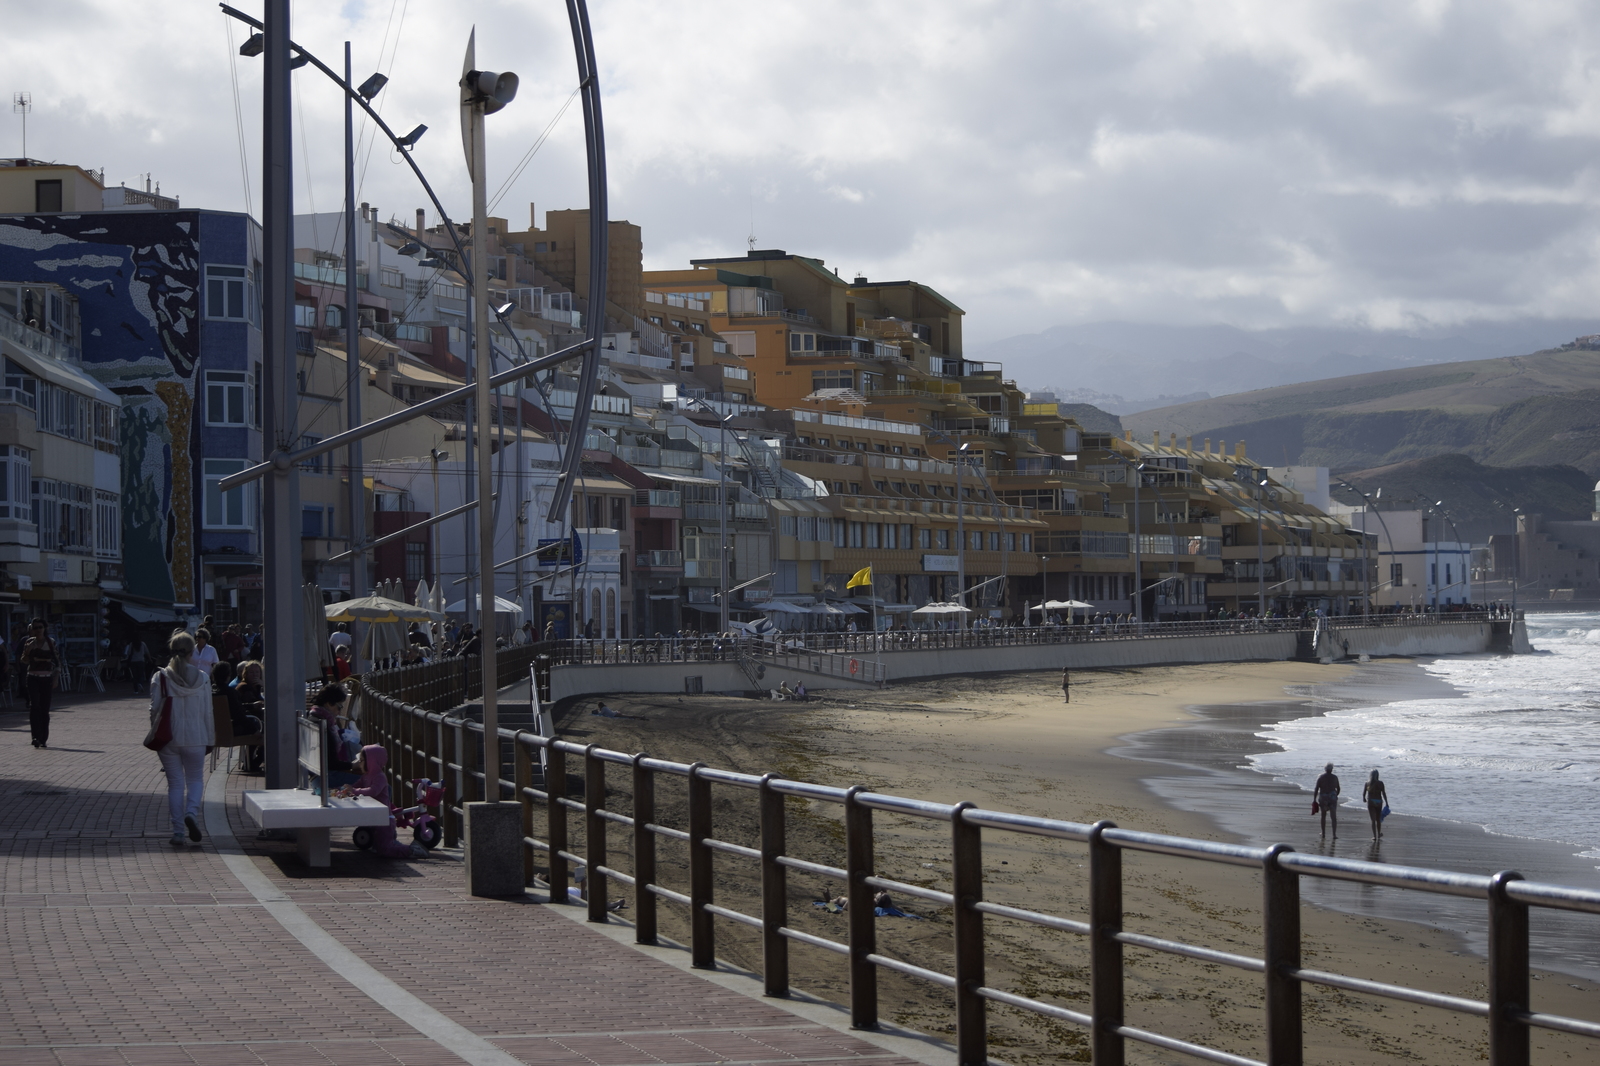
[1120,611,1600,979]
[1249,611,1600,862]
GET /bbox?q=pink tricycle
[353,778,444,852]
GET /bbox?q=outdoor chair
[210,692,262,774]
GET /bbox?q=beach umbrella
[326,595,445,623]
[303,583,333,681]
[445,594,525,616]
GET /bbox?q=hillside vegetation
[1122,349,1600,475]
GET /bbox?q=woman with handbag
[145,632,215,847]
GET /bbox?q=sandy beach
[557,661,1598,1065]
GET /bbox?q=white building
[1334,506,1474,608]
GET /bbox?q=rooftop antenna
[747,194,756,251]
[12,92,31,158]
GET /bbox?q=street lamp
[461,28,518,798]
[1256,478,1269,617]
[682,397,735,634]
[1129,460,1146,623]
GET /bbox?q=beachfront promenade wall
[542,616,1512,701]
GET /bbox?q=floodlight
[397,124,428,148]
[289,52,310,70]
[397,241,422,257]
[417,256,443,268]
[494,301,515,316]
[464,69,519,114]
[357,73,388,100]
[239,33,264,57]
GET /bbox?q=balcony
[634,489,681,508]
[294,261,368,290]
[635,550,684,570]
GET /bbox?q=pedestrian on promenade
[21,618,58,748]
[1363,770,1389,839]
[329,623,353,656]
[192,629,220,674]
[148,632,215,847]
[1314,762,1341,838]
[1061,666,1071,704]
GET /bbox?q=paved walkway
[1,690,938,1066]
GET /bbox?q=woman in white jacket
[149,631,215,846]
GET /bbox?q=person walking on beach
[1060,666,1071,704]
[1362,770,1388,839]
[1314,763,1341,838]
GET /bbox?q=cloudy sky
[6,0,1600,345]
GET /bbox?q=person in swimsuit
[1362,770,1388,839]
[1313,762,1340,838]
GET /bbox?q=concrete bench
[242,789,391,866]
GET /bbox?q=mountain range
[974,319,1600,413]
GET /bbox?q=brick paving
[1,691,933,1066]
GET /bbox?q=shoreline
[1114,656,1600,982]
[560,660,1599,1064]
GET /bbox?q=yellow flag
[846,565,873,589]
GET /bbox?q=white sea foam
[1247,612,1600,860]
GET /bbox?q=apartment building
[0,159,263,650]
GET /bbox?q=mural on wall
[0,212,201,604]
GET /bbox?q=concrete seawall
[548,619,1515,704]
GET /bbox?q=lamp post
[682,397,734,634]
[1039,553,1049,622]
[1130,461,1145,623]
[1334,478,1395,618]
[955,441,969,621]
[342,41,367,670]
[1256,478,1268,617]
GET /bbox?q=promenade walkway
[1,691,938,1066]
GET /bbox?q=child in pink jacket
[346,744,426,860]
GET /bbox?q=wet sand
[557,662,1599,1065]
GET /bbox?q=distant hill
[1056,403,1123,435]
[973,318,1600,409]
[1329,455,1597,542]
[1121,349,1600,475]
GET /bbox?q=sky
[7,0,1600,347]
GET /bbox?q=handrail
[360,658,1596,1066]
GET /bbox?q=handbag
[1381,804,1391,821]
[143,673,173,751]
[1311,800,1319,815]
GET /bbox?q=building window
[405,542,428,584]
[294,303,317,327]
[325,304,345,328]
[35,180,63,212]
[95,489,120,559]
[302,506,326,538]
[382,268,404,290]
[203,459,254,529]
[919,528,931,549]
[0,445,31,521]
[1390,562,1403,584]
[205,371,250,426]
[205,265,249,321]
[609,495,627,531]
[812,369,853,391]
[298,436,325,474]
[32,479,92,556]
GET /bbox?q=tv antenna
[747,195,756,251]
[12,92,31,158]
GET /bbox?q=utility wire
[488,86,581,214]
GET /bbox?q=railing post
[441,718,460,848]
[845,785,878,1030]
[632,753,657,945]
[950,801,986,1066]
[514,732,534,887]
[759,772,789,997]
[585,744,608,923]
[1262,843,1302,1066]
[688,762,715,968]
[1487,870,1530,1066]
[547,743,568,903]
[1088,820,1124,1066]
[463,718,483,804]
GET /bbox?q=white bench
[243,789,391,866]
[242,715,391,866]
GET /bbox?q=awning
[115,601,185,624]
[648,473,721,486]
[759,601,811,614]
[1,337,120,404]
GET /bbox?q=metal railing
[517,613,1505,664]
[355,678,1600,1066]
